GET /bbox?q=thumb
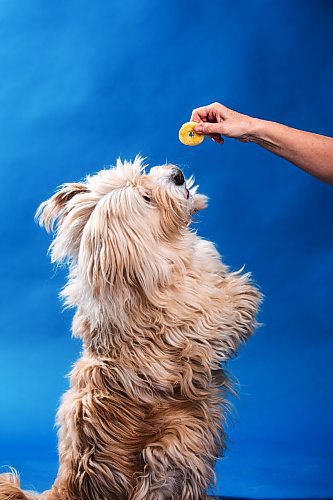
[194,122,222,135]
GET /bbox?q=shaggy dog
[0,157,261,500]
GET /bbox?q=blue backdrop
[0,1,332,498]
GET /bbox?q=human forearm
[191,102,333,184]
[249,118,333,184]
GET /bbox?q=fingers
[190,102,227,144]
[190,106,210,123]
[191,102,226,122]
[194,122,223,135]
[209,133,224,144]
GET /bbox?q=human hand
[190,102,257,144]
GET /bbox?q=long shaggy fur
[0,158,261,499]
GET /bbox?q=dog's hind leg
[0,471,39,500]
[129,455,211,500]
[0,471,65,500]
[129,396,222,500]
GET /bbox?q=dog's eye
[143,195,151,203]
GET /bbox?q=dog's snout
[171,168,185,186]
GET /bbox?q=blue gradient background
[0,1,332,498]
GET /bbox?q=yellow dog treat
[179,121,204,146]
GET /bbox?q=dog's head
[36,157,207,298]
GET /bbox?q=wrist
[247,118,283,150]
[247,117,266,143]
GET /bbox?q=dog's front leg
[210,271,261,362]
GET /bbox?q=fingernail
[194,125,203,133]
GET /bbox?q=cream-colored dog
[0,157,261,500]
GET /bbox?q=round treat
[179,121,204,146]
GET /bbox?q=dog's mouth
[185,187,190,199]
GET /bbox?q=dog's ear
[77,195,169,299]
[35,183,88,232]
[78,208,140,298]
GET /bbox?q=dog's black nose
[171,168,185,186]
